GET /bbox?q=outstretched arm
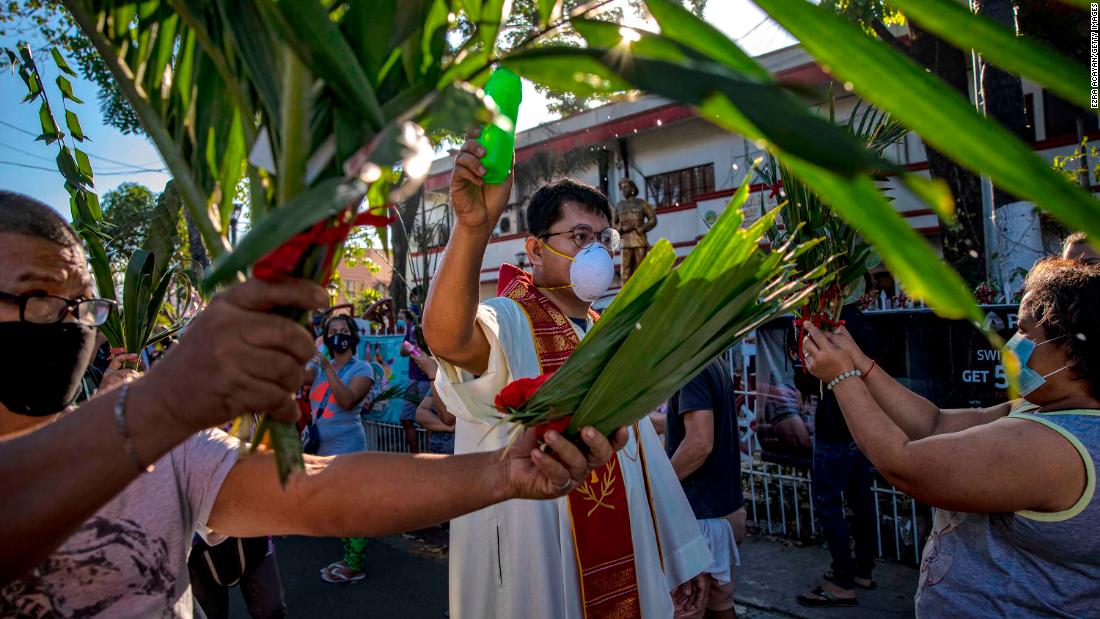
[804,323,1083,514]
[209,426,629,538]
[0,278,324,585]
[423,132,513,375]
[828,325,1011,439]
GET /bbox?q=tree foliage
[0,1,141,133]
[101,182,155,258]
[101,181,190,270]
[496,0,707,116]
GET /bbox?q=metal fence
[364,420,429,453]
[741,457,928,565]
[366,412,929,566]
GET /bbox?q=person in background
[666,358,746,619]
[189,422,285,619]
[189,533,283,619]
[0,191,622,618]
[399,308,432,453]
[77,330,141,403]
[797,304,878,608]
[414,358,455,456]
[304,314,375,583]
[1062,231,1099,265]
[802,258,1100,617]
[416,393,455,455]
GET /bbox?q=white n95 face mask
[542,242,615,303]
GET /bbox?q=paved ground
[228,534,449,618]
[227,531,917,618]
[736,536,918,618]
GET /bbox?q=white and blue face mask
[1004,332,1069,397]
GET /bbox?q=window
[644,163,715,208]
[1043,89,1098,141]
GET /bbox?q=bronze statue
[612,178,657,282]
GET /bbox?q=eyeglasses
[539,225,622,252]
[0,291,116,326]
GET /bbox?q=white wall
[412,72,1097,299]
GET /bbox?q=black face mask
[325,333,353,354]
[0,321,97,416]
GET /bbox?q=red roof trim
[424,103,696,190]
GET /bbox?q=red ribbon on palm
[793,282,846,372]
[252,207,397,285]
[494,372,571,440]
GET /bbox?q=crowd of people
[1,128,1099,619]
[0,188,625,617]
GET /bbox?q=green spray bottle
[478,67,522,185]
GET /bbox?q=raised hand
[450,128,513,233]
[829,325,872,374]
[802,323,857,383]
[143,277,327,433]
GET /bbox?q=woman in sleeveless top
[800,258,1100,617]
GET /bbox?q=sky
[0,1,796,217]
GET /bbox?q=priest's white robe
[434,296,713,619]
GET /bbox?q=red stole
[497,264,642,619]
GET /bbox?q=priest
[424,132,712,618]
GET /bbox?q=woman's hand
[802,323,856,382]
[500,426,629,501]
[97,353,142,395]
[412,355,438,379]
[829,325,873,374]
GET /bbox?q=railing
[364,420,429,453]
[366,364,928,565]
[741,457,928,566]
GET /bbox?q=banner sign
[866,305,1018,409]
[355,320,407,424]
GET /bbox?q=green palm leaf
[889,0,1090,110]
[511,177,824,437]
[754,0,1100,248]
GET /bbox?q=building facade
[410,42,1097,303]
[331,248,393,311]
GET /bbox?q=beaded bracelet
[114,384,155,473]
[826,368,863,391]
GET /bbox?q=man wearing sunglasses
[424,132,710,619]
[0,191,626,618]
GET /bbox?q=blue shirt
[308,358,374,456]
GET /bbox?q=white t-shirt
[1,429,240,618]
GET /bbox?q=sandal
[824,571,877,590]
[321,564,366,584]
[797,586,858,608]
[319,561,345,576]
